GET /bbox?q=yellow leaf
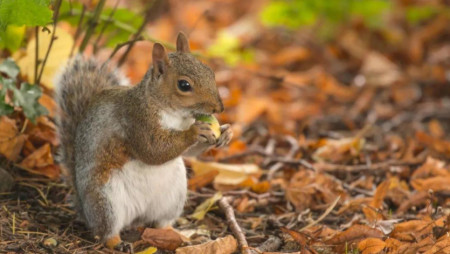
[135,247,157,254]
[190,192,222,220]
[15,25,73,89]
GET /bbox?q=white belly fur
[103,157,187,233]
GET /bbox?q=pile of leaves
[1,0,450,253]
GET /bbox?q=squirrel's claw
[216,124,233,147]
[113,241,134,253]
[195,122,216,145]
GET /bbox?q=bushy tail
[54,56,124,178]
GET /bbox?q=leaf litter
[0,0,450,253]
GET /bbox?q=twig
[93,0,120,54]
[267,136,300,180]
[218,197,252,254]
[79,0,106,53]
[108,36,144,60]
[314,156,426,173]
[69,4,86,58]
[36,0,62,85]
[34,26,39,84]
[299,196,340,232]
[117,0,155,66]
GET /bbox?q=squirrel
[54,32,232,251]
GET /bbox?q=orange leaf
[236,97,269,124]
[188,170,219,191]
[19,143,53,169]
[411,177,450,192]
[0,116,26,161]
[358,238,386,254]
[141,228,183,251]
[327,225,384,245]
[272,46,310,66]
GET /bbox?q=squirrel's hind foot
[106,235,134,253]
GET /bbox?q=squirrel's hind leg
[81,186,125,249]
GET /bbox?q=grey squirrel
[55,32,232,251]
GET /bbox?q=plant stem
[34,26,39,84]
[78,0,106,53]
[93,0,120,54]
[69,4,86,58]
[36,0,62,85]
[118,0,155,66]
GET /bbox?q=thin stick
[117,0,155,66]
[108,36,144,61]
[218,197,252,254]
[93,0,120,54]
[299,196,340,232]
[36,0,62,84]
[79,0,106,53]
[69,4,86,58]
[34,26,39,84]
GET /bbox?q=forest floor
[1,0,450,253]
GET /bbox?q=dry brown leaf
[286,170,347,211]
[384,238,402,253]
[188,170,219,191]
[38,94,57,118]
[416,131,450,157]
[281,227,307,246]
[411,157,448,180]
[236,97,269,124]
[272,46,310,66]
[428,119,445,138]
[19,143,53,169]
[411,177,450,192]
[0,116,26,161]
[27,116,59,147]
[396,191,429,215]
[396,236,434,253]
[361,52,402,87]
[313,137,365,163]
[141,228,183,251]
[424,235,450,254]
[327,225,384,245]
[390,220,433,242]
[358,238,386,254]
[175,235,237,254]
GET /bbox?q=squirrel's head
[148,32,224,116]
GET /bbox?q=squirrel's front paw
[193,121,216,145]
[216,124,233,147]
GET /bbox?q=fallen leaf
[189,158,261,187]
[19,143,60,179]
[327,225,384,245]
[188,170,219,191]
[390,220,432,241]
[411,157,448,180]
[236,97,269,124]
[416,131,450,157]
[361,52,402,87]
[313,137,365,163]
[428,119,445,138]
[358,238,385,254]
[141,228,183,251]
[175,235,237,254]
[190,192,222,220]
[0,116,26,161]
[272,46,310,66]
[411,177,450,192]
[135,247,157,254]
[424,235,450,254]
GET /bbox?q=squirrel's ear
[176,32,190,53]
[152,43,169,76]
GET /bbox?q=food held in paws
[195,115,221,138]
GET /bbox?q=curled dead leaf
[175,235,237,254]
[358,238,385,254]
[0,116,26,161]
[141,228,183,251]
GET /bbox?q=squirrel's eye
[177,80,192,92]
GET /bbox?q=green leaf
[0,58,20,79]
[0,25,25,52]
[12,82,48,122]
[0,77,14,116]
[0,0,53,29]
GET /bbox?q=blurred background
[1,0,450,253]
